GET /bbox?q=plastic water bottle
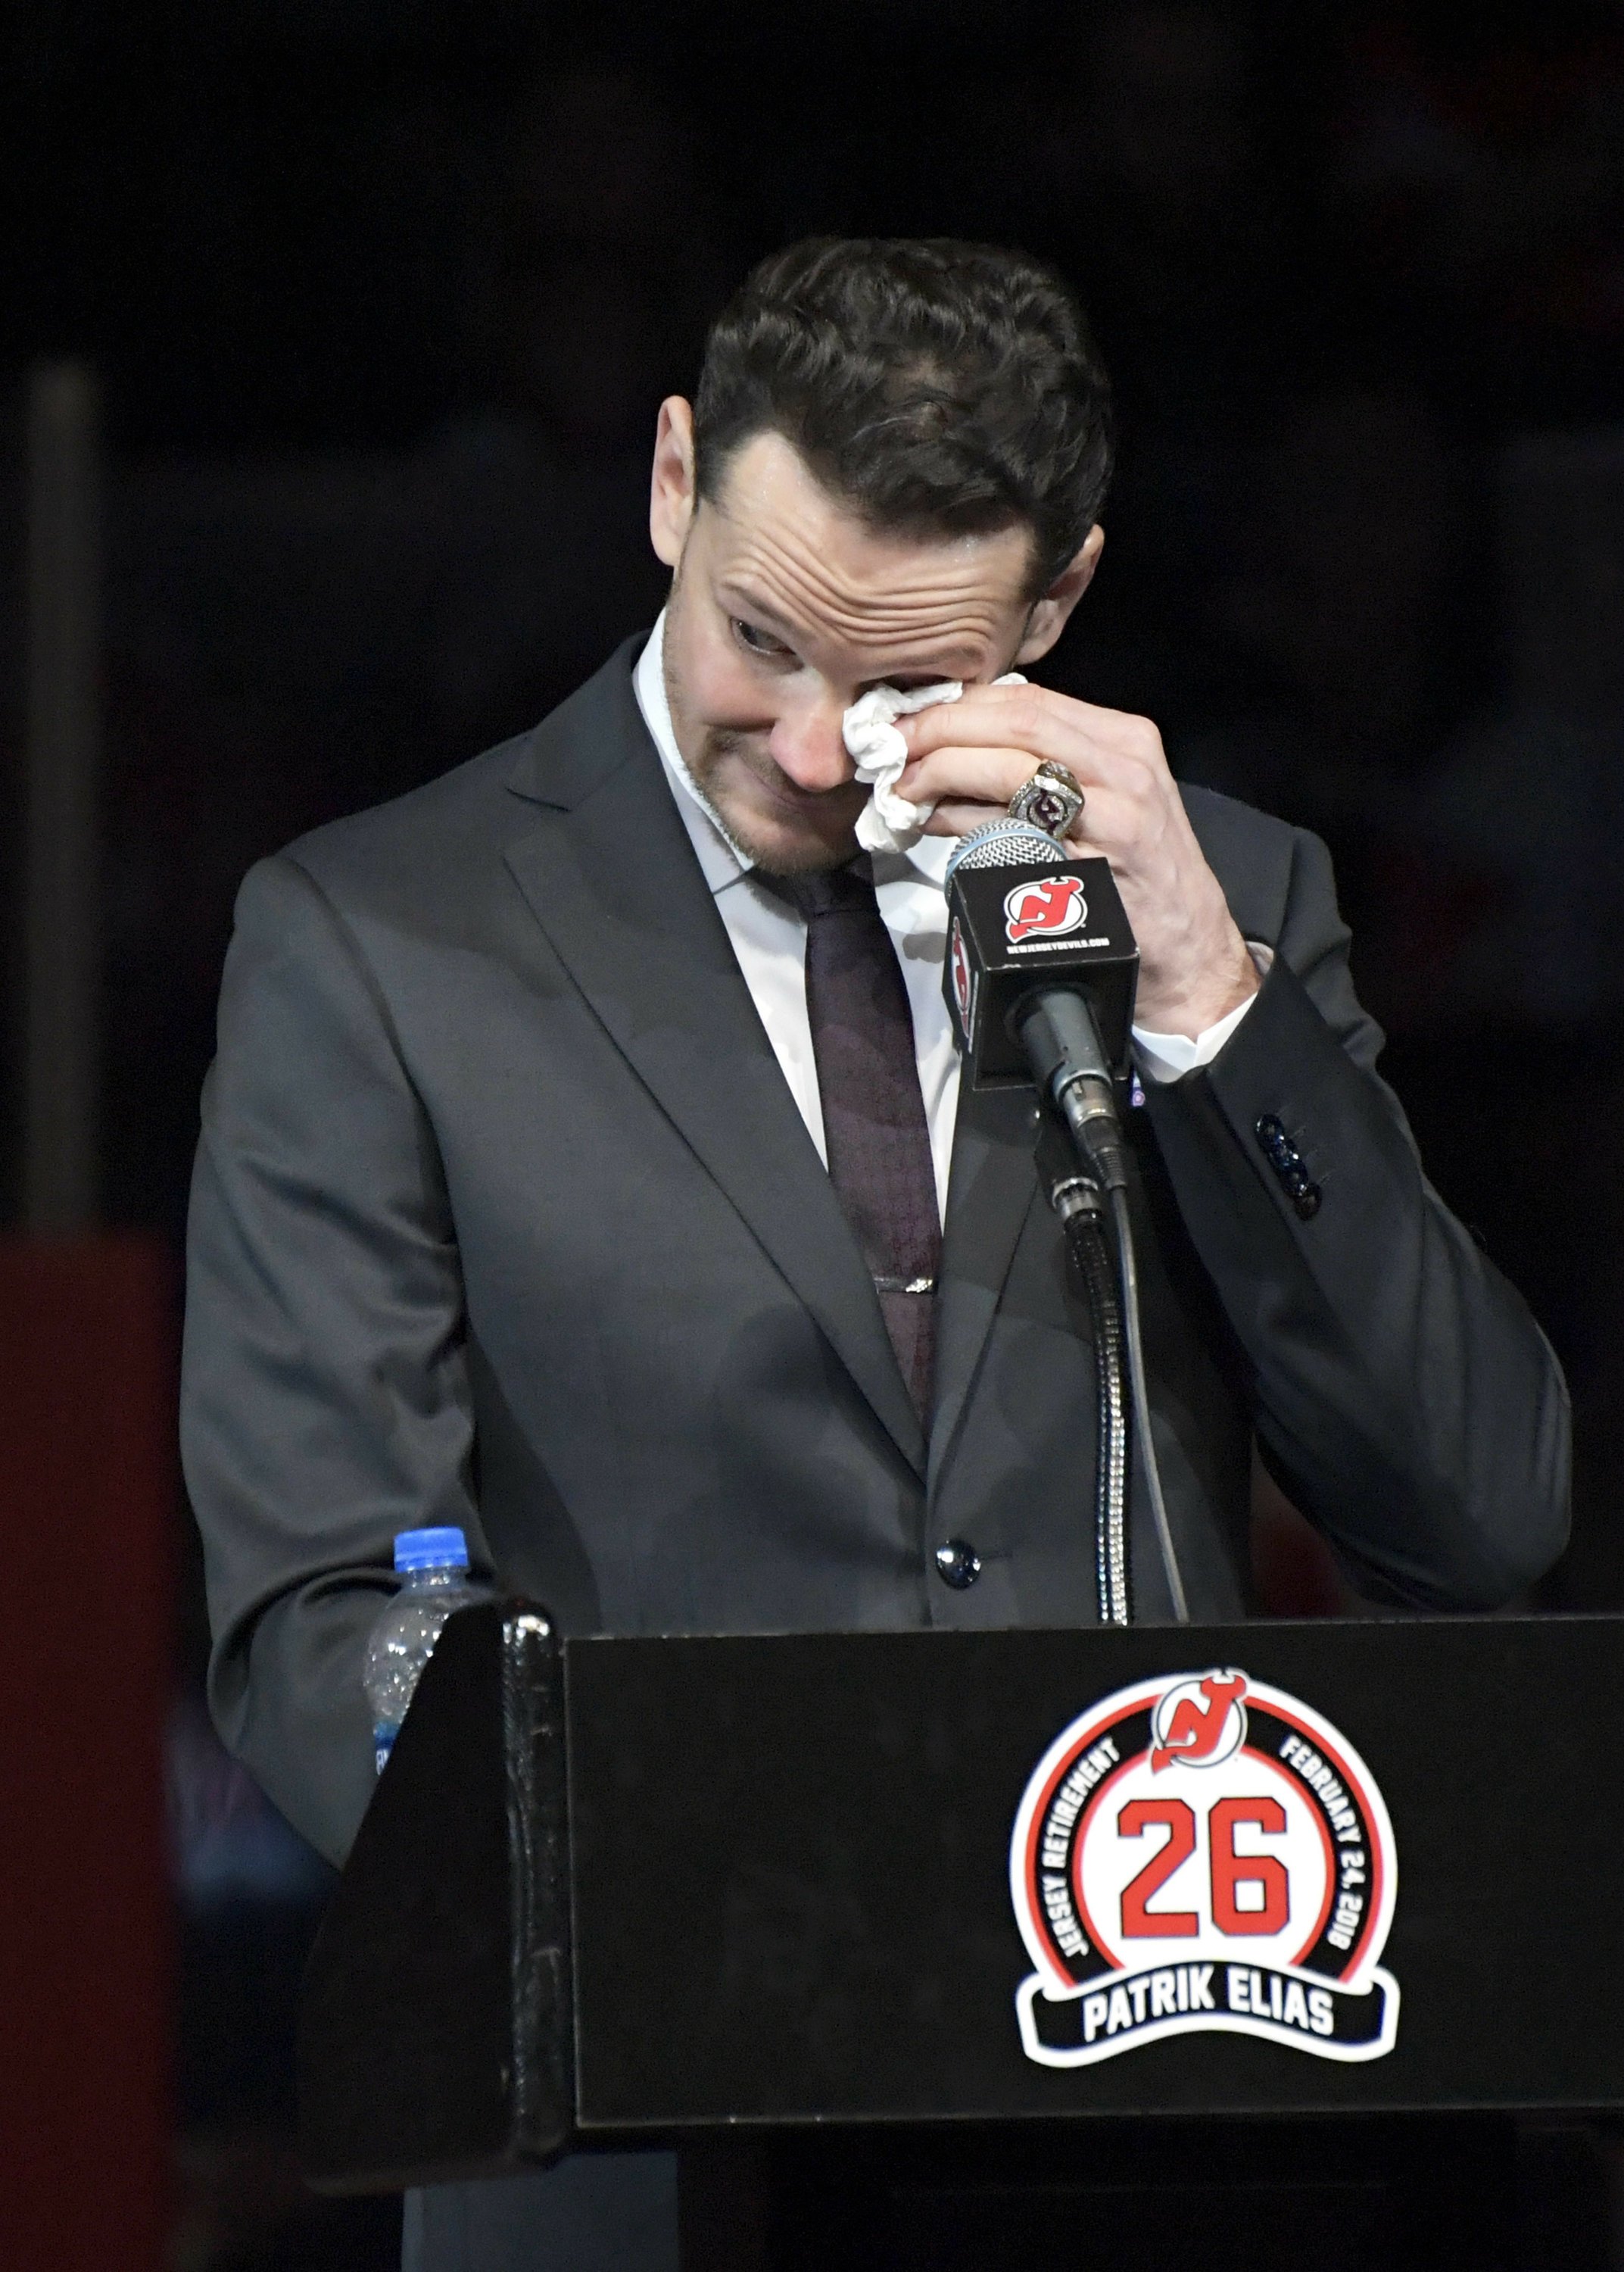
[363,1527,482,1774]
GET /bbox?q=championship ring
[1007,760,1085,840]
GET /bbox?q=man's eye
[732,618,789,660]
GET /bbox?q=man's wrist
[1133,932,1261,1042]
[1134,943,1273,1084]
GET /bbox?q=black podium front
[298,1606,1624,2267]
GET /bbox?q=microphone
[943,818,1139,1190]
[943,815,1189,1624]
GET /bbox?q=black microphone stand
[1036,1116,1131,1624]
[1021,1002,1191,1628]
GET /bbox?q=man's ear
[650,397,697,568]
[1015,526,1105,665]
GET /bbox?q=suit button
[1258,1114,1317,1209]
[934,1538,981,1590]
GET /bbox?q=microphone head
[943,817,1067,886]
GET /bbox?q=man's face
[650,414,1042,873]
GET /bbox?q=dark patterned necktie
[768,861,941,1418]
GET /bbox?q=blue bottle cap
[393,1525,469,1572]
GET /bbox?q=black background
[7,5,1624,2263]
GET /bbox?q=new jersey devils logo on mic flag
[949,918,975,1038]
[1004,875,1087,944]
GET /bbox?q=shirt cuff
[1132,944,1275,1085]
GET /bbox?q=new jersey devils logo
[949,916,974,1036]
[1152,1672,1248,1771]
[1005,874,1087,944]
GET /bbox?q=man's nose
[768,700,854,792]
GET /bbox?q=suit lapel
[927,1081,1043,1494]
[502,646,926,1477]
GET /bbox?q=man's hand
[899,682,1258,1038]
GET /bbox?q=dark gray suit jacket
[182,635,1568,2267]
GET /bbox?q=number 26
[1118,1796,1289,1937]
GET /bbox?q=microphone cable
[1040,1141,1131,1625]
[1108,1178,1189,1626]
[1021,995,1191,1625]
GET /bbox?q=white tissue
[843,673,1026,855]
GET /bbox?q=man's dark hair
[692,237,1114,599]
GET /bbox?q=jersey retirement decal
[1009,1669,1398,2067]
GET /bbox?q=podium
[298,1606,1624,2267]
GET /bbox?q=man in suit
[182,239,1569,2269]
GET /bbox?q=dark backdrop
[5,4,1622,2263]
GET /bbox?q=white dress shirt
[632,613,1258,1222]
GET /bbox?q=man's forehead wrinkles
[724,532,1011,652]
[731,525,1009,608]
